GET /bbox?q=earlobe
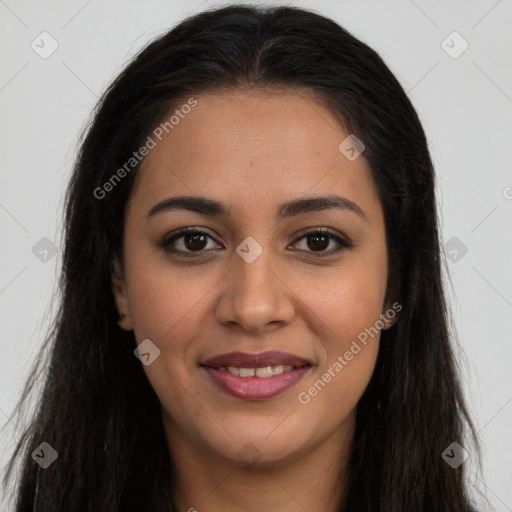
[111,257,133,331]
[381,297,400,330]
[382,316,395,330]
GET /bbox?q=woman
[3,4,482,511]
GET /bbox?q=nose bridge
[215,234,295,333]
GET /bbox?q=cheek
[294,271,384,428]
[124,241,216,345]
[124,265,212,412]
[295,247,386,405]
[296,249,388,343]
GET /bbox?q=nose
[215,245,296,336]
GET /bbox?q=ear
[381,295,400,330]
[111,256,133,331]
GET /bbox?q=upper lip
[201,351,311,368]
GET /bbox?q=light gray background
[1,0,511,510]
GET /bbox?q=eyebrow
[147,194,367,222]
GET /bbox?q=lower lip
[201,366,311,400]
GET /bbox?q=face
[112,88,393,469]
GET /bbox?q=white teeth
[223,365,295,377]
[239,367,255,377]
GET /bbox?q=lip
[200,350,312,400]
[201,365,312,400]
[201,350,310,369]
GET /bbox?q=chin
[206,428,310,469]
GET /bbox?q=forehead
[129,88,382,222]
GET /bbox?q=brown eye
[159,229,221,256]
[292,228,352,257]
[305,233,330,251]
[181,232,208,251]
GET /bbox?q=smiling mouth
[199,350,313,399]
[200,363,312,400]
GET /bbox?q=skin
[112,87,395,512]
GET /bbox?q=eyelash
[158,227,353,259]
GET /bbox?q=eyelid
[293,226,351,244]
